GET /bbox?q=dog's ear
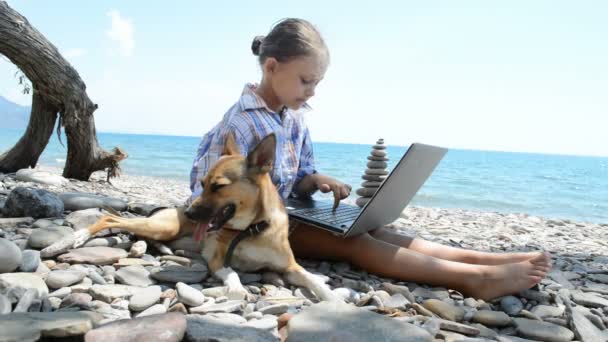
[247,133,276,174]
[222,132,240,156]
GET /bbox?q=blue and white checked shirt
[188,83,317,203]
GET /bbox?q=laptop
[285,143,447,237]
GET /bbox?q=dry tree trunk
[0,1,127,180]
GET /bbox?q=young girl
[189,18,551,301]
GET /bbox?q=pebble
[114,265,155,287]
[128,285,162,311]
[473,310,512,327]
[176,282,205,307]
[423,298,465,322]
[0,238,22,273]
[513,318,574,342]
[19,250,40,272]
[45,270,86,288]
[501,296,524,315]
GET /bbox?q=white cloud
[64,48,87,58]
[105,10,134,57]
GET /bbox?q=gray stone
[371,150,387,156]
[530,305,565,318]
[0,217,34,229]
[202,286,228,298]
[149,264,208,283]
[176,282,205,307]
[356,197,371,207]
[0,272,48,298]
[3,187,64,219]
[361,181,384,187]
[361,174,387,182]
[27,226,73,249]
[244,317,278,331]
[60,293,93,309]
[258,303,289,315]
[367,155,388,161]
[0,311,103,341]
[513,318,574,342]
[0,293,11,314]
[83,237,122,248]
[14,169,68,186]
[189,300,246,314]
[356,187,379,197]
[58,247,128,265]
[587,274,608,284]
[500,296,524,315]
[422,298,465,322]
[205,312,248,325]
[582,282,608,295]
[46,270,86,289]
[571,291,608,308]
[13,288,37,313]
[84,312,186,342]
[473,310,512,327]
[383,293,411,310]
[64,208,106,231]
[90,284,139,302]
[367,161,388,168]
[0,238,22,273]
[135,303,166,317]
[32,219,55,229]
[287,301,432,341]
[381,282,416,303]
[115,264,155,287]
[129,285,162,311]
[48,287,72,298]
[365,168,389,175]
[185,314,277,342]
[59,192,127,212]
[128,240,147,257]
[520,289,552,303]
[19,250,40,272]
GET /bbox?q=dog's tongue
[193,222,209,242]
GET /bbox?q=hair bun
[251,35,265,56]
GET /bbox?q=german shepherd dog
[44,133,337,302]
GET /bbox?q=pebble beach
[1,166,607,341]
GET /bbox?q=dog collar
[223,220,270,268]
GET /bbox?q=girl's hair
[251,18,329,65]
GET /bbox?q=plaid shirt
[188,83,317,203]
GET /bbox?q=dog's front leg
[214,267,250,301]
[285,264,341,302]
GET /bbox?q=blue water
[1,128,607,224]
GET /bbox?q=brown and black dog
[44,133,337,301]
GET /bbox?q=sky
[1,0,607,157]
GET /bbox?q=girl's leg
[369,227,551,266]
[289,223,550,301]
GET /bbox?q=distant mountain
[0,96,30,129]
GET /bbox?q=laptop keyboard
[293,204,361,226]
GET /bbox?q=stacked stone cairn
[355,139,389,207]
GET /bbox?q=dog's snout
[184,205,213,221]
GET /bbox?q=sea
[1,128,606,224]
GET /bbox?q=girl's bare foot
[473,250,553,266]
[464,253,551,301]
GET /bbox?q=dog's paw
[321,288,344,303]
[225,284,249,301]
[73,229,92,248]
[40,235,76,258]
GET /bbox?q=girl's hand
[313,174,352,211]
